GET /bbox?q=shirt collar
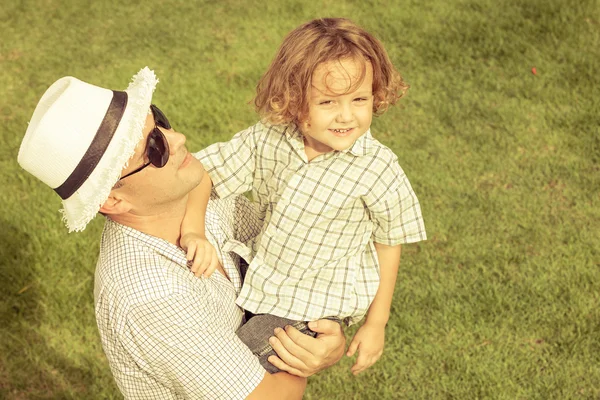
[104,217,242,289]
[104,218,188,267]
[281,123,374,157]
[342,129,374,156]
[283,123,303,142]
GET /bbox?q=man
[18,67,345,399]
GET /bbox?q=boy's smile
[301,58,374,157]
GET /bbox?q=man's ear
[99,193,132,215]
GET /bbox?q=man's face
[117,108,205,212]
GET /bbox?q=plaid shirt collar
[345,129,374,156]
[105,210,242,290]
[105,218,188,267]
[284,123,374,157]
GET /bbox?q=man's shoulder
[95,221,197,308]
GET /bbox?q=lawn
[1,0,599,398]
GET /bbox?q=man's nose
[163,128,186,154]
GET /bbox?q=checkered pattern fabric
[94,193,265,399]
[197,122,426,324]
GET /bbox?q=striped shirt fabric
[197,122,426,324]
[94,192,265,399]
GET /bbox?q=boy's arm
[180,171,220,277]
[347,242,401,375]
[366,243,402,326]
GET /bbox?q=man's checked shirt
[198,122,426,324]
[94,192,265,399]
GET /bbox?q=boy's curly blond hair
[254,18,408,126]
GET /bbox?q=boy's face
[301,58,373,154]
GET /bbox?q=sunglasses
[119,104,171,181]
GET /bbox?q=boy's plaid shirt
[198,122,426,324]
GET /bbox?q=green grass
[2,0,599,398]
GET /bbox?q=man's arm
[247,319,346,399]
[125,292,307,399]
[246,373,306,400]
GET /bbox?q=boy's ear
[99,194,132,215]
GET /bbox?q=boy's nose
[336,104,353,123]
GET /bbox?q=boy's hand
[180,233,220,278]
[346,321,385,375]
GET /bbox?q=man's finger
[278,325,314,360]
[267,335,296,367]
[307,319,342,336]
[277,323,327,359]
[269,329,309,370]
[267,355,306,377]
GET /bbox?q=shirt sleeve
[123,293,265,400]
[363,151,427,245]
[194,125,258,199]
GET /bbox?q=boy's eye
[354,97,367,102]
[319,100,333,105]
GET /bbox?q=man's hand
[346,322,385,375]
[266,319,345,377]
[180,233,220,278]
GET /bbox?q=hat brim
[60,67,158,232]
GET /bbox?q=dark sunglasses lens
[147,129,170,167]
[151,105,171,129]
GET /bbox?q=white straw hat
[18,67,159,232]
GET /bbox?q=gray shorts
[236,313,340,374]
